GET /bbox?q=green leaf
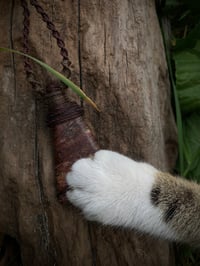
[173,41,200,113]
[174,21,200,51]
[182,112,200,181]
[0,47,99,111]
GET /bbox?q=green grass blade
[160,21,184,175]
[0,47,99,111]
[171,69,184,175]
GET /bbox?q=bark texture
[0,0,177,265]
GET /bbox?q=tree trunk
[0,0,177,265]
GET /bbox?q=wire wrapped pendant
[46,83,99,203]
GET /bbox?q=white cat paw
[66,150,157,228]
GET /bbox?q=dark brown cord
[21,0,44,94]
[20,0,73,95]
[20,0,33,77]
[30,0,72,78]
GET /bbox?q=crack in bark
[34,99,51,254]
[104,23,107,65]
[9,0,17,103]
[78,0,83,107]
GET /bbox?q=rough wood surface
[0,0,177,265]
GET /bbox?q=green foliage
[174,22,200,51]
[160,0,200,264]
[173,40,200,181]
[182,113,200,180]
[172,20,200,182]
[174,44,200,114]
[163,0,200,180]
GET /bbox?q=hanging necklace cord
[30,0,72,79]
[20,0,72,80]
[21,0,35,81]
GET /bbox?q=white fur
[66,150,176,240]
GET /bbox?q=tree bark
[0,0,177,265]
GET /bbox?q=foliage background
[159,0,200,265]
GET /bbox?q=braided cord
[30,0,72,78]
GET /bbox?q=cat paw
[66,150,157,227]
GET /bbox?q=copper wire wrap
[46,84,99,203]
